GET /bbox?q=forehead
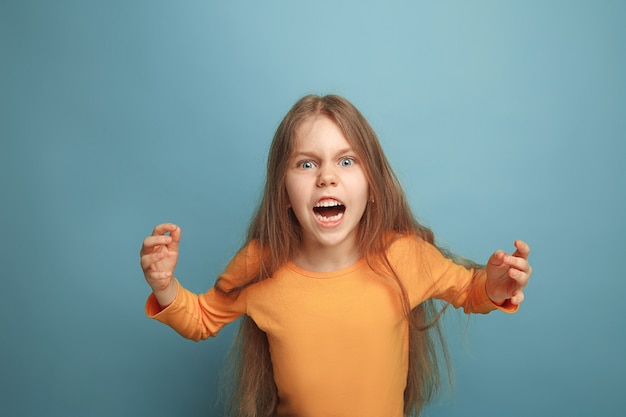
[292,115,352,152]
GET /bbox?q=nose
[317,165,338,187]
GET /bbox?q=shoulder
[384,232,448,270]
[385,232,430,255]
[215,240,266,293]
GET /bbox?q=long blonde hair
[220,94,471,416]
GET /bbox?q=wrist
[485,282,506,306]
[153,278,178,308]
[489,296,506,306]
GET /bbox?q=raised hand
[485,240,532,306]
[140,223,181,307]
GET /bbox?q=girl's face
[285,115,369,264]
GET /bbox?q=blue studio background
[2,1,625,416]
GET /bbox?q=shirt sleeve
[145,241,263,341]
[387,235,517,314]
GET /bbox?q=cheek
[284,177,302,209]
[348,171,370,200]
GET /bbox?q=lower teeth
[316,212,343,222]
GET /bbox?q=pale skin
[140,223,181,307]
[285,115,370,272]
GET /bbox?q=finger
[167,225,181,251]
[140,253,153,270]
[507,266,530,290]
[169,225,181,242]
[512,240,530,260]
[488,249,506,267]
[152,223,179,237]
[504,255,531,274]
[510,289,525,305]
[139,249,168,268]
[140,235,173,254]
[140,252,160,269]
[148,271,172,281]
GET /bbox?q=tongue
[315,206,344,217]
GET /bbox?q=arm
[140,225,255,341]
[145,284,245,341]
[430,240,532,313]
[389,235,528,314]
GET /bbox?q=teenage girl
[140,94,532,417]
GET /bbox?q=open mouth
[313,199,346,222]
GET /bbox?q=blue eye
[340,158,354,167]
[300,161,315,169]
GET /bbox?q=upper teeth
[315,199,342,208]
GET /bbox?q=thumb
[168,226,182,251]
[488,250,506,267]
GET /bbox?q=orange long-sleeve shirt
[146,234,515,417]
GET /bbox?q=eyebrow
[291,147,355,159]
